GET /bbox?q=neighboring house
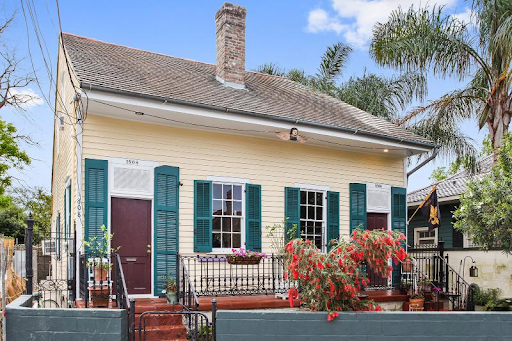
[51,3,434,298]
[408,155,512,296]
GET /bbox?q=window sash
[212,182,245,251]
[300,189,326,251]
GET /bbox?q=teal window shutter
[245,184,262,252]
[84,159,108,247]
[349,183,367,234]
[194,180,212,252]
[56,213,61,260]
[326,191,340,251]
[391,186,407,286]
[154,166,180,294]
[284,187,300,242]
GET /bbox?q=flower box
[227,255,262,265]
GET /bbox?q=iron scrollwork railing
[178,253,290,298]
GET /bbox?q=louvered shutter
[326,191,340,251]
[391,186,407,286]
[284,187,300,242]
[154,166,179,294]
[245,184,261,252]
[194,181,212,252]
[84,159,108,247]
[349,183,367,235]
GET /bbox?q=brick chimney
[215,3,247,89]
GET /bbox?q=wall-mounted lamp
[460,255,478,279]
[469,265,479,278]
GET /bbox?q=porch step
[197,294,301,311]
[139,325,188,341]
[135,312,183,327]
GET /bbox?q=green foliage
[265,218,297,255]
[0,118,30,204]
[473,286,501,306]
[11,186,51,244]
[84,225,117,262]
[370,1,512,153]
[0,203,26,242]
[454,134,512,253]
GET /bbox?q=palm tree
[256,42,477,163]
[371,1,512,157]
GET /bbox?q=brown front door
[111,198,152,295]
[366,213,389,287]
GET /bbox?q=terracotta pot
[409,298,425,310]
[166,292,178,305]
[227,255,262,265]
[89,286,109,307]
[401,259,413,272]
[93,266,108,282]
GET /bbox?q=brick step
[135,303,182,314]
[135,313,183,327]
[140,325,188,341]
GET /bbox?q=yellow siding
[82,114,405,254]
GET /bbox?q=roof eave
[80,82,437,151]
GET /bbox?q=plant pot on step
[409,298,425,310]
[227,255,262,265]
[166,291,178,305]
[93,266,108,282]
[89,286,109,307]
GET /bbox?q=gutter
[80,82,437,150]
[407,147,439,178]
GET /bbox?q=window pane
[233,233,241,248]
[233,201,242,216]
[316,192,323,205]
[224,201,233,215]
[300,206,306,219]
[300,221,306,234]
[213,217,221,232]
[233,185,242,200]
[232,218,241,232]
[308,192,315,205]
[314,236,322,249]
[213,233,221,248]
[223,184,233,199]
[213,183,223,199]
[213,200,223,216]
[222,234,230,248]
[300,191,306,204]
[308,206,315,220]
[222,218,231,232]
[316,207,323,219]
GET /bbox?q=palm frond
[254,63,286,76]
[370,5,490,81]
[316,42,352,83]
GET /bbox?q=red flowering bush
[284,228,407,321]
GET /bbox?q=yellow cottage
[51,3,434,298]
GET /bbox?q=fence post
[212,299,217,341]
[438,239,445,291]
[25,214,34,295]
[129,298,136,341]
[176,254,180,303]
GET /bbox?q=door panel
[366,213,389,287]
[111,198,152,295]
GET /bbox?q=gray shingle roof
[408,154,494,204]
[62,33,434,147]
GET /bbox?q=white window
[300,189,326,251]
[463,234,481,248]
[414,227,438,245]
[212,182,244,250]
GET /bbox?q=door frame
[107,157,160,298]
[366,209,392,288]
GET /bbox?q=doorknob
[147,244,151,254]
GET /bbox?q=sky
[2,0,487,194]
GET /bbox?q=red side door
[111,198,152,295]
[366,213,389,287]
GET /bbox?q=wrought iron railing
[363,263,397,290]
[114,252,136,341]
[178,254,290,298]
[435,255,474,311]
[178,254,200,310]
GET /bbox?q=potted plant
[474,287,501,311]
[163,276,178,305]
[401,256,413,272]
[409,291,425,310]
[401,279,412,295]
[227,248,267,265]
[419,279,432,292]
[84,225,116,307]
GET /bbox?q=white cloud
[306,0,467,49]
[452,7,474,25]
[8,88,44,109]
